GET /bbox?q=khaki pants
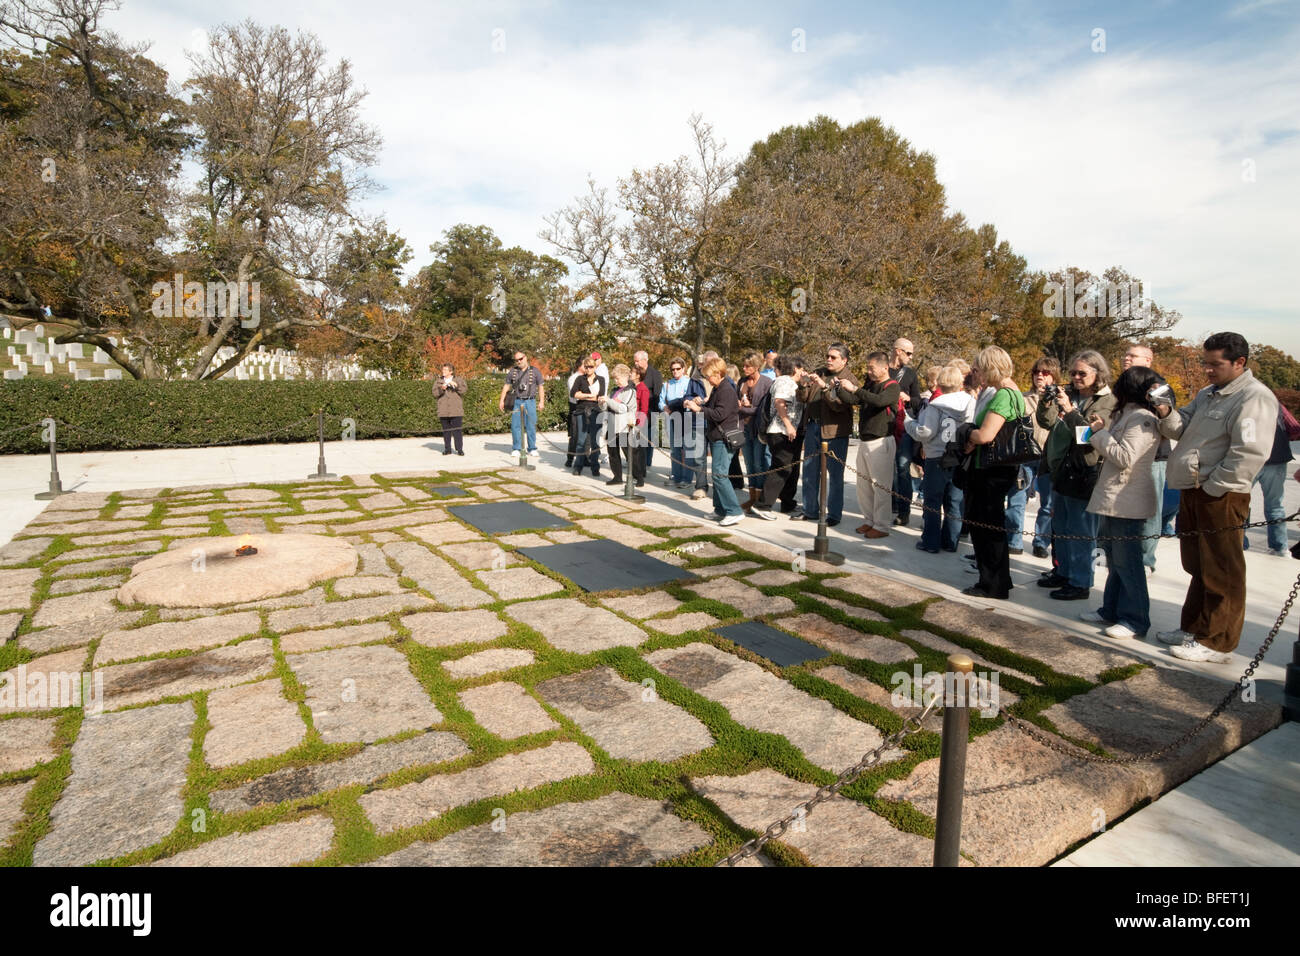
[1178,485,1251,652]
[855,436,896,530]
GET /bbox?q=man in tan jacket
[797,343,857,526]
[1152,332,1278,662]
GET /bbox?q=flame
[238,533,253,550]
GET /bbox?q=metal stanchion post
[622,426,645,503]
[933,653,973,866]
[809,440,844,566]
[35,417,69,500]
[1286,619,1300,722]
[307,409,336,480]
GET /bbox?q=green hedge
[0,377,568,453]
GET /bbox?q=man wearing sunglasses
[499,350,545,460]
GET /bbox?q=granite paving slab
[333,575,406,597]
[813,666,942,733]
[268,593,435,632]
[826,571,936,607]
[152,816,334,866]
[210,732,470,813]
[0,568,42,609]
[1,648,90,714]
[744,569,806,587]
[31,589,118,628]
[20,611,139,655]
[288,645,443,743]
[496,533,552,549]
[537,667,712,762]
[205,679,307,768]
[458,682,559,739]
[359,741,596,834]
[382,542,492,608]
[98,639,277,709]
[280,621,396,654]
[777,613,916,663]
[95,611,263,665]
[406,521,485,546]
[693,561,762,578]
[477,567,565,600]
[1039,667,1283,796]
[922,601,1145,680]
[366,791,709,866]
[695,768,946,866]
[0,716,59,772]
[687,577,794,617]
[442,648,536,680]
[49,573,130,596]
[0,612,18,643]
[644,612,720,635]
[815,594,890,623]
[505,598,648,653]
[897,629,1043,686]
[573,519,663,548]
[0,780,36,845]
[403,609,507,648]
[600,592,683,619]
[440,542,519,570]
[645,642,898,771]
[33,701,193,866]
[359,492,406,511]
[876,724,1150,866]
[0,536,54,565]
[329,509,449,532]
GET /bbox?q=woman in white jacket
[906,365,975,553]
[600,364,638,486]
[1081,366,1163,638]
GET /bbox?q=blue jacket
[660,376,705,413]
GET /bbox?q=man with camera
[499,349,545,461]
[1151,332,1277,663]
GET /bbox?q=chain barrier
[716,695,943,866]
[51,416,322,451]
[827,448,1298,541]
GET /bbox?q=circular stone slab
[118,534,358,608]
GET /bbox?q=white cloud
[102,1,1300,352]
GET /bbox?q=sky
[97,0,1300,353]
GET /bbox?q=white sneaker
[1104,623,1138,639]
[719,513,743,526]
[1156,628,1194,645]
[752,506,779,521]
[1170,640,1232,663]
[528,450,540,458]
[1269,548,1288,557]
[691,488,707,500]
[1079,610,1109,624]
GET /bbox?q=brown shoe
[855,523,872,534]
[862,528,890,539]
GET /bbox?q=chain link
[715,696,942,866]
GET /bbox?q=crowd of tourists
[443,331,1291,667]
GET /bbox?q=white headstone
[2,327,9,339]
[93,348,109,364]
[3,369,24,380]
[43,360,53,374]
[74,369,92,380]
[103,368,122,381]
[67,361,77,373]
[34,324,44,338]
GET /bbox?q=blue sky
[103,0,1300,353]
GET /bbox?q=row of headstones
[2,327,119,380]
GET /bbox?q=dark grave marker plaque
[449,501,571,535]
[427,485,470,498]
[517,539,695,593]
[713,621,830,667]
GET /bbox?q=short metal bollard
[307,409,336,480]
[933,653,973,866]
[518,448,535,471]
[35,417,70,500]
[621,428,645,503]
[809,440,844,566]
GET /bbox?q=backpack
[1281,402,1300,442]
[754,389,776,445]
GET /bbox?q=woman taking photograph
[569,357,605,477]
[1035,350,1115,601]
[433,363,468,456]
[684,356,745,526]
[1080,366,1163,638]
[737,352,772,511]
[961,346,1024,599]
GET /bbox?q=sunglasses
[1070,370,1091,377]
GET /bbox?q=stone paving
[0,467,1284,867]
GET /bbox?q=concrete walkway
[1056,721,1300,866]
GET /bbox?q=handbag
[724,425,745,453]
[983,390,1041,467]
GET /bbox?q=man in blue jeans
[889,338,922,526]
[795,343,855,525]
[499,349,545,460]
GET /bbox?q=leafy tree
[1040,266,1180,365]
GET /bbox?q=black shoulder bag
[983,389,1041,467]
